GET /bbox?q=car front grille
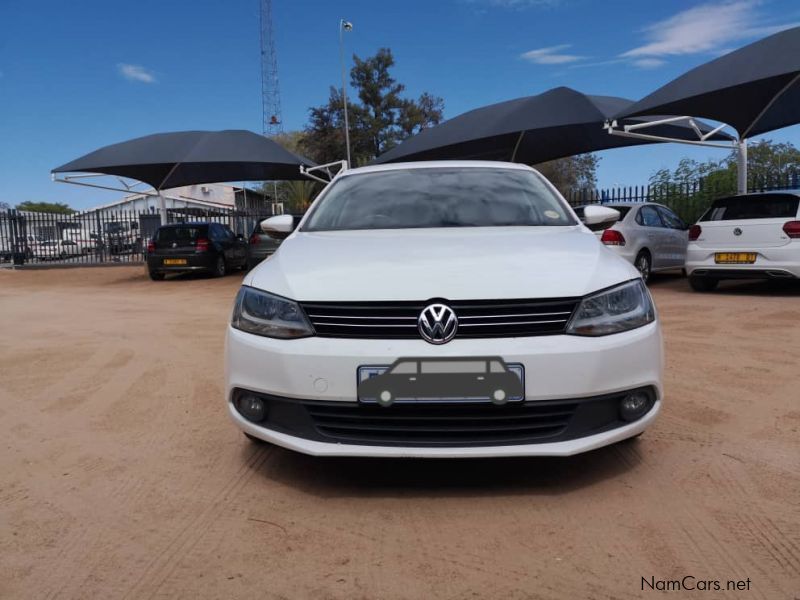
[299,298,580,339]
[305,401,578,446]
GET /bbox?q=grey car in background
[576,202,689,281]
[246,214,303,270]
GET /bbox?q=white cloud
[631,58,667,69]
[622,1,799,58]
[117,63,157,84]
[521,44,585,64]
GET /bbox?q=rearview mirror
[582,205,620,226]
[260,215,295,238]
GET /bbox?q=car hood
[245,227,640,301]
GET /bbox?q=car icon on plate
[357,356,525,406]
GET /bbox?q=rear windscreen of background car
[155,226,206,242]
[700,194,800,221]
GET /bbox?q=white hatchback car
[685,191,800,291]
[225,161,663,457]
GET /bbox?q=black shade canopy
[617,26,800,138]
[374,86,732,165]
[52,130,315,190]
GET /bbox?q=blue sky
[2,0,800,210]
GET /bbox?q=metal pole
[737,139,748,195]
[339,19,352,167]
[158,192,167,225]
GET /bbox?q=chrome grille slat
[300,297,580,339]
[458,311,572,319]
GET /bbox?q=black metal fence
[0,207,274,267]
[566,172,800,224]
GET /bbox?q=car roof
[340,160,536,177]
[158,222,211,228]
[727,190,800,198]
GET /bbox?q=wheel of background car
[148,270,165,281]
[378,390,392,406]
[492,389,507,404]
[635,251,651,282]
[213,256,226,277]
[689,275,719,292]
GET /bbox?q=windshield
[700,194,800,221]
[302,168,576,231]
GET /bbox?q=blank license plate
[163,258,187,265]
[715,252,756,264]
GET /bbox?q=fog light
[237,394,267,422]
[619,392,651,422]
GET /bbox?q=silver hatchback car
[577,202,689,281]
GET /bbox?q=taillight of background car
[688,225,702,241]
[600,229,626,246]
[195,238,210,252]
[249,234,260,245]
[783,221,800,238]
[146,240,155,253]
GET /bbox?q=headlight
[567,279,655,336]
[231,286,314,339]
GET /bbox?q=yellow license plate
[163,258,187,265]
[715,252,756,264]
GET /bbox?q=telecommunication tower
[260,0,283,137]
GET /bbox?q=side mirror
[582,205,620,226]
[260,215,295,238]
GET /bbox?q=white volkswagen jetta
[225,161,663,457]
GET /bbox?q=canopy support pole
[510,131,525,162]
[157,192,168,225]
[737,139,748,195]
[605,118,750,193]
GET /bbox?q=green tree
[646,139,800,222]
[534,154,599,198]
[301,48,444,165]
[16,201,75,214]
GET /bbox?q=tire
[689,275,719,292]
[149,269,165,281]
[634,250,651,283]
[212,256,226,278]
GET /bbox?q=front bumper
[685,243,800,279]
[225,321,663,457]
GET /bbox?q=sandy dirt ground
[0,266,798,599]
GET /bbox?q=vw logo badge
[417,303,458,345]
[733,227,743,236]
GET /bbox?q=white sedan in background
[685,191,800,291]
[577,202,689,282]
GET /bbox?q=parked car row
[145,215,301,280]
[578,191,800,291]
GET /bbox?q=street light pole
[339,19,353,167]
